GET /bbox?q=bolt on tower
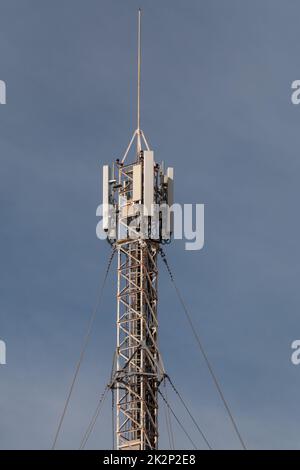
[102,10,174,450]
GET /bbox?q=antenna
[103,10,175,450]
[137,8,142,153]
[121,9,149,163]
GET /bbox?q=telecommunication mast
[102,10,174,450]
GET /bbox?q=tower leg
[114,239,161,450]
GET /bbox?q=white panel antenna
[143,150,154,216]
[102,165,110,231]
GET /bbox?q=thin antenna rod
[137,9,142,136]
[137,9,141,131]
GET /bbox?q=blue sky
[1,0,300,449]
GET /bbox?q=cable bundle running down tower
[102,10,174,450]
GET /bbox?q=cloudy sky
[1,0,300,450]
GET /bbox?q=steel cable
[160,248,247,450]
[163,377,175,450]
[51,247,116,449]
[158,389,197,450]
[79,386,109,449]
[165,375,212,449]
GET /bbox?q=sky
[1,0,300,450]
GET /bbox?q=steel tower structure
[102,10,174,450]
